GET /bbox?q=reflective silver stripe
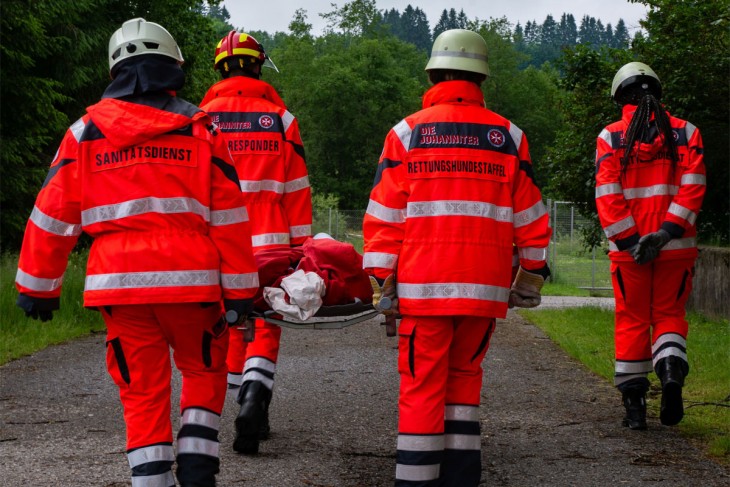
[70,118,85,142]
[518,246,547,262]
[363,252,398,269]
[281,110,295,133]
[508,122,523,152]
[603,215,635,238]
[366,199,406,223]
[245,356,277,374]
[182,408,220,430]
[130,471,175,487]
[595,183,623,198]
[395,463,440,482]
[177,437,219,458]
[210,206,248,226]
[598,128,613,147]
[284,175,310,193]
[623,184,678,200]
[252,232,290,247]
[615,360,653,374]
[445,433,481,450]
[29,206,82,236]
[681,173,706,186]
[408,200,513,222]
[127,444,175,468]
[653,347,688,364]
[398,282,510,303]
[615,373,648,387]
[445,405,478,422]
[514,200,547,228]
[221,272,259,290]
[397,434,444,451]
[240,179,285,194]
[393,119,413,151]
[241,370,274,390]
[290,224,311,237]
[85,270,219,291]
[15,268,63,292]
[668,202,697,225]
[227,372,243,387]
[652,333,687,353]
[609,236,696,252]
[685,122,696,141]
[81,197,209,226]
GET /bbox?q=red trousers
[103,303,228,449]
[611,258,693,388]
[226,318,281,388]
[395,315,495,487]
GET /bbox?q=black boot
[233,381,272,454]
[622,389,648,430]
[656,356,688,426]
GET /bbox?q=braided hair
[620,92,679,173]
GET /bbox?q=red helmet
[214,31,278,73]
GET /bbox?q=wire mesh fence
[315,201,611,292]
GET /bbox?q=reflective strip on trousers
[244,356,277,374]
[127,444,175,468]
[177,437,220,458]
[182,408,220,430]
[130,471,175,487]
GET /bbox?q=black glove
[224,298,254,326]
[17,294,59,322]
[632,229,671,265]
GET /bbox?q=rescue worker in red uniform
[15,18,259,487]
[200,31,312,455]
[596,62,706,430]
[363,30,552,487]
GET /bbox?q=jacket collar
[200,76,286,109]
[422,80,485,109]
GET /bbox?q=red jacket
[16,93,259,306]
[200,77,312,252]
[595,105,706,261]
[363,81,551,318]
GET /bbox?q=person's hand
[224,298,254,326]
[369,274,398,315]
[16,294,58,322]
[508,267,545,309]
[633,229,671,265]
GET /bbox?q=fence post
[328,208,332,235]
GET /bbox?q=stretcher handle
[377,297,397,337]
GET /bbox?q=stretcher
[242,301,396,341]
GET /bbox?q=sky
[222,0,648,36]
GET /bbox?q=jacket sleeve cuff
[661,221,685,239]
[614,232,640,251]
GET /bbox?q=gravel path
[1,302,727,486]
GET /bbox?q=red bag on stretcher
[253,236,373,312]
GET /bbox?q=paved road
[1,306,727,486]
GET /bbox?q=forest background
[1,0,728,250]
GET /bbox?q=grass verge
[1,251,105,365]
[519,306,730,464]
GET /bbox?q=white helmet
[611,61,662,104]
[425,29,489,76]
[108,18,184,74]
